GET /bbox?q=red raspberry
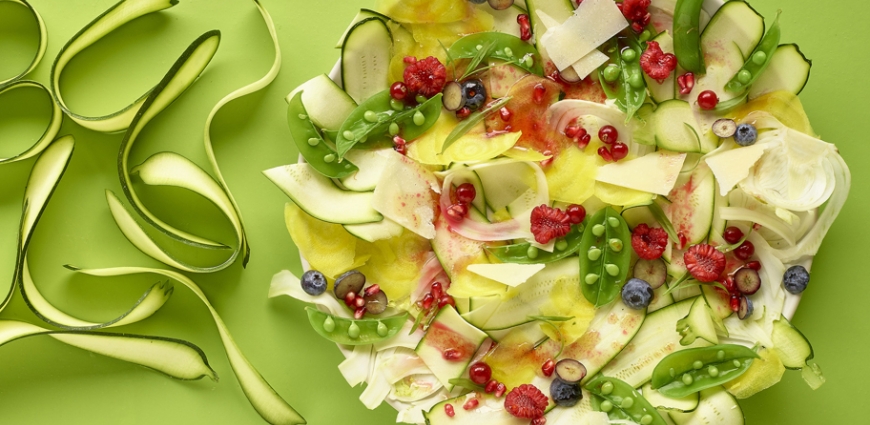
[618,0,651,33]
[640,41,677,83]
[530,205,571,244]
[504,384,548,419]
[684,243,727,283]
[403,56,447,98]
[631,224,668,260]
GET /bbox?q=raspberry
[530,205,571,244]
[684,243,727,283]
[618,0,651,33]
[403,56,447,98]
[504,384,548,419]
[631,224,668,260]
[640,41,677,83]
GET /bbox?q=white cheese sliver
[571,49,609,79]
[705,142,768,196]
[466,263,546,287]
[543,0,628,71]
[595,151,687,196]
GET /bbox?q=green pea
[639,30,652,43]
[600,400,613,412]
[601,381,614,395]
[607,217,620,227]
[323,154,336,163]
[342,130,355,140]
[603,64,620,82]
[651,344,759,398]
[752,51,767,65]
[640,414,653,425]
[555,239,568,251]
[708,365,719,377]
[733,360,741,368]
[592,224,606,237]
[693,360,704,370]
[585,274,600,285]
[605,264,620,276]
[476,44,484,51]
[364,110,379,123]
[415,94,427,104]
[608,238,623,252]
[489,225,585,264]
[447,32,543,76]
[620,397,634,408]
[389,122,400,136]
[588,248,603,261]
[717,350,725,360]
[323,316,335,332]
[297,113,308,120]
[629,72,644,89]
[621,48,637,62]
[287,91,357,178]
[669,368,676,377]
[413,111,426,126]
[523,55,534,68]
[359,135,368,144]
[390,98,405,111]
[348,322,361,339]
[504,47,514,57]
[377,322,388,337]
[681,374,694,385]
[737,69,752,84]
[527,246,539,259]
[307,137,320,147]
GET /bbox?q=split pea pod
[724,11,782,93]
[586,375,668,425]
[305,307,408,346]
[335,90,442,159]
[673,0,706,73]
[651,344,759,397]
[447,32,543,76]
[579,207,632,307]
[615,32,647,121]
[286,91,357,178]
[488,223,585,264]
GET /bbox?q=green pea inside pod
[304,307,408,345]
[579,207,632,307]
[587,375,668,425]
[650,344,760,397]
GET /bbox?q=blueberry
[301,270,327,296]
[621,278,654,310]
[462,79,487,110]
[550,378,582,407]
[783,265,810,294]
[734,123,758,146]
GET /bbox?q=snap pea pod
[712,90,750,113]
[586,375,668,425]
[614,33,646,121]
[579,207,632,307]
[673,0,706,73]
[487,223,585,264]
[335,90,442,159]
[724,11,782,93]
[651,344,759,398]
[305,307,408,346]
[286,91,358,178]
[447,32,543,76]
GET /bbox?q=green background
[0,0,867,423]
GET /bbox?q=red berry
[456,183,477,204]
[517,14,532,41]
[677,72,695,95]
[344,291,356,306]
[746,261,762,271]
[363,284,381,297]
[723,226,744,244]
[677,231,688,250]
[684,243,727,283]
[353,306,366,319]
[390,82,408,100]
[565,125,582,138]
[393,143,407,155]
[504,384,548,419]
[730,294,741,312]
[421,293,434,310]
[734,241,755,261]
[431,281,443,300]
[443,348,462,361]
[532,83,547,104]
[500,107,513,122]
[403,56,447,98]
[724,275,736,294]
[495,382,507,397]
[611,142,629,161]
[597,146,614,162]
[456,106,472,120]
[438,295,456,309]
[566,204,586,224]
[541,359,555,377]
[446,203,469,220]
[577,133,591,149]
[485,379,499,393]
[598,125,618,144]
[530,205,571,244]
[444,404,455,417]
[631,223,669,260]
[619,0,651,32]
[532,417,547,425]
[354,296,366,308]
[463,398,479,410]
[540,150,554,167]
[468,362,493,385]
[697,90,719,110]
[640,41,677,83]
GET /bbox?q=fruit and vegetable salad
[268,0,852,424]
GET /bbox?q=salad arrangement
[266,0,852,424]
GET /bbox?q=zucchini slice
[0,0,46,86]
[341,17,392,104]
[0,81,62,165]
[748,44,812,99]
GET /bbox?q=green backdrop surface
[0,0,867,423]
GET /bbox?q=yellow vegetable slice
[284,202,359,280]
[356,230,433,303]
[443,131,522,164]
[376,0,472,24]
[723,347,785,399]
[546,146,599,205]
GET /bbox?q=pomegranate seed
[532,83,546,104]
[677,232,688,250]
[540,150,554,167]
[566,204,586,224]
[469,362,493,385]
[393,136,406,145]
[431,282,443,300]
[363,284,381,297]
[443,348,463,361]
[439,295,456,309]
[597,146,614,162]
[446,203,469,220]
[577,134,591,149]
[517,14,532,41]
[344,292,356,306]
[354,296,366,308]
[403,56,417,65]
[421,293,434,310]
[734,241,755,261]
[723,226,744,244]
[611,142,629,161]
[500,107,513,122]
[698,90,719,110]
[394,144,407,155]
[463,398,479,410]
[746,261,762,271]
[354,306,366,319]
[678,72,695,95]
[495,382,507,397]
[753,223,763,231]
[456,183,476,204]
[444,404,455,417]
[541,359,555,377]
[532,417,547,425]
[565,125,582,138]
[390,82,408,100]
[730,294,740,312]
[598,125,618,144]
[456,106,472,120]
[724,276,736,294]
[485,379,498,393]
